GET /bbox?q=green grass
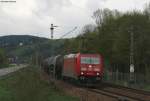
[0,66,79,101]
[8,64,17,67]
[0,64,9,69]
[0,63,16,69]
[144,85,150,91]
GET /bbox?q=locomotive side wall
[63,57,77,79]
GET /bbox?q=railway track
[42,68,150,101]
[89,89,131,101]
[87,83,150,101]
[101,82,150,97]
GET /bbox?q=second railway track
[102,82,150,96]
[87,83,150,101]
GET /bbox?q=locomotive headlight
[89,65,92,68]
[81,72,84,75]
[97,73,100,75]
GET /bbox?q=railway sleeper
[118,97,130,101]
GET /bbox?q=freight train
[42,53,104,84]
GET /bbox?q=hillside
[0,35,65,63]
[0,35,47,47]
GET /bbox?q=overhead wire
[59,27,78,39]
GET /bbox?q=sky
[0,0,150,39]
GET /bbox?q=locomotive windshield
[80,57,100,64]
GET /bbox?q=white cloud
[103,0,149,11]
[0,0,150,38]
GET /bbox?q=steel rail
[101,82,150,96]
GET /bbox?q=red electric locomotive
[62,53,104,83]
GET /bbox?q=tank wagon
[41,55,63,79]
[42,53,104,84]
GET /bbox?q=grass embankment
[0,63,17,69]
[0,66,79,101]
[0,64,9,69]
[144,85,150,91]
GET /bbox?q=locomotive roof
[64,54,76,58]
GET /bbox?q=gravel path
[0,64,27,77]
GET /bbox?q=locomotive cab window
[80,57,100,64]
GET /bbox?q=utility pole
[130,30,134,71]
[50,23,58,55]
[50,24,58,39]
[129,27,135,84]
[50,24,58,79]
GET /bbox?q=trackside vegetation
[144,85,150,91]
[0,48,8,68]
[0,66,79,101]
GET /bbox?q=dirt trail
[0,64,27,77]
